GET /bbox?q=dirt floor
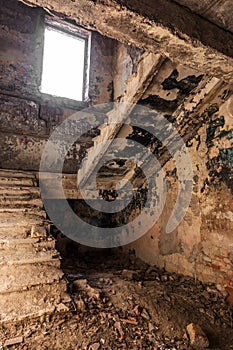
[1,241,233,350]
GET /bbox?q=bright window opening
[41,26,87,101]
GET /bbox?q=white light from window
[41,27,86,101]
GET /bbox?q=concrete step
[0,263,63,294]
[0,177,37,187]
[0,225,48,239]
[0,169,36,179]
[0,186,40,196]
[0,208,49,238]
[0,213,47,225]
[0,237,55,252]
[0,197,43,208]
[0,280,69,322]
[0,207,47,218]
[0,248,60,266]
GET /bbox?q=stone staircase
[0,169,70,323]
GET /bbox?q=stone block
[4,336,23,347]
[186,323,209,348]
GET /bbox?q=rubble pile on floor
[1,248,233,349]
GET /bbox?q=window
[40,19,90,101]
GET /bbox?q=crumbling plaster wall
[0,0,116,171]
[124,61,233,294]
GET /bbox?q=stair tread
[0,237,55,252]
[0,263,63,294]
[0,207,46,215]
[0,215,47,225]
[0,178,36,186]
[0,186,40,193]
[0,249,60,265]
[0,237,53,244]
[0,198,43,207]
[0,169,36,179]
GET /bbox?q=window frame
[40,16,91,102]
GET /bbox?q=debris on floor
[1,248,233,349]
